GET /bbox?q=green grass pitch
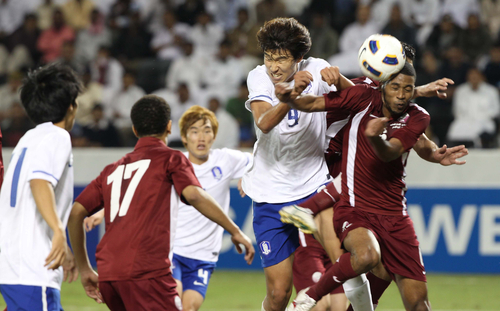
[1,272,499,310]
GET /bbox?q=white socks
[343,274,374,311]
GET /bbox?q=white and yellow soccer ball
[358,34,406,82]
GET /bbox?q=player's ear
[166,120,172,135]
[132,126,139,138]
[181,135,187,145]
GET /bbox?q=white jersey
[0,122,74,290]
[242,57,335,203]
[173,148,252,262]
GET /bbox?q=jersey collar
[134,136,167,150]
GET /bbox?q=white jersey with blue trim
[0,122,73,290]
[242,57,336,203]
[173,148,252,262]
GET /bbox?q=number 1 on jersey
[107,159,151,222]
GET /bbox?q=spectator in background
[256,0,286,24]
[207,96,239,149]
[206,0,248,31]
[227,7,252,57]
[166,41,204,91]
[189,11,224,60]
[0,0,26,40]
[415,50,452,145]
[226,81,255,147]
[382,4,417,49]
[0,71,22,120]
[440,46,470,87]
[62,0,95,31]
[37,0,58,30]
[81,103,121,147]
[483,44,500,88]
[165,82,198,147]
[426,14,462,58]
[459,13,492,63]
[111,10,152,64]
[448,67,500,148]
[55,40,86,75]
[151,11,190,61]
[37,8,75,63]
[1,101,33,147]
[108,71,145,145]
[75,9,112,64]
[2,13,41,74]
[406,0,439,46]
[91,45,124,99]
[308,12,338,60]
[201,39,243,102]
[76,68,103,125]
[108,0,139,30]
[440,0,480,29]
[481,0,500,39]
[176,0,205,26]
[328,4,379,77]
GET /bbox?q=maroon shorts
[293,232,344,295]
[99,274,182,311]
[333,203,426,282]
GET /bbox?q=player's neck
[53,119,70,131]
[189,153,209,165]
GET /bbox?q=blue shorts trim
[171,253,216,299]
[253,190,319,268]
[0,284,63,311]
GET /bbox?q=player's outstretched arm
[84,209,104,232]
[413,134,468,166]
[365,117,406,162]
[320,66,355,90]
[413,78,454,99]
[68,202,103,304]
[182,185,255,265]
[30,179,68,270]
[251,100,291,133]
[275,82,326,112]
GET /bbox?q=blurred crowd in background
[0,0,499,149]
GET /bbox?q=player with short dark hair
[68,95,254,311]
[0,63,82,311]
[277,61,434,311]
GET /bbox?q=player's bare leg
[310,295,331,311]
[394,275,431,311]
[175,279,184,299]
[263,254,295,311]
[182,289,205,311]
[313,208,344,262]
[330,292,349,311]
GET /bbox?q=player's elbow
[182,185,204,206]
[255,121,273,134]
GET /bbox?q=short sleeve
[75,172,105,215]
[324,84,374,113]
[27,131,71,187]
[245,68,274,111]
[169,152,202,203]
[391,106,430,151]
[224,149,252,179]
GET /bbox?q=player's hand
[320,66,341,86]
[415,78,454,99]
[433,144,468,166]
[45,230,67,270]
[63,249,79,283]
[231,230,255,265]
[275,82,295,103]
[365,117,388,137]
[81,269,103,304]
[237,179,246,198]
[294,70,313,94]
[84,210,105,232]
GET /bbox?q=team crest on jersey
[260,241,271,255]
[302,82,313,94]
[211,166,223,181]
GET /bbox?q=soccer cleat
[288,287,317,311]
[279,204,317,234]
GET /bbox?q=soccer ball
[358,34,406,82]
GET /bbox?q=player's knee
[267,287,292,310]
[353,247,380,272]
[407,299,431,311]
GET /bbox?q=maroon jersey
[76,137,201,281]
[324,77,380,177]
[324,84,430,215]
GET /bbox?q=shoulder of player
[300,57,330,73]
[408,102,430,117]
